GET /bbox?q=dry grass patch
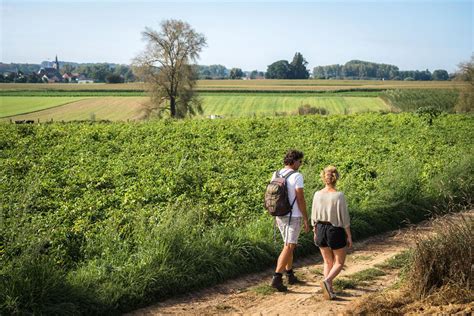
[350,213,474,314]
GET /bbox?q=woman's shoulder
[314,189,344,195]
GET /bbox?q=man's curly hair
[283,149,304,165]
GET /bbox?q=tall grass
[409,214,473,300]
[0,203,312,314]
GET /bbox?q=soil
[128,211,473,315]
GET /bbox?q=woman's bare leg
[319,247,334,279]
[325,247,346,291]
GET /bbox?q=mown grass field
[0,97,87,117]
[2,97,146,121]
[1,94,391,121]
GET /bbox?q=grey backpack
[264,170,297,216]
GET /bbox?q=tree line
[1,58,453,83]
[313,60,450,81]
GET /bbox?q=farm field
[2,97,146,121]
[1,80,466,121]
[1,94,391,121]
[0,96,87,117]
[1,113,473,314]
[201,94,390,116]
[0,79,468,92]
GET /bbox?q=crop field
[0,96,87,117]
[2,97,146,121]
[1,81,467,121]
[201,93,390,116]
[1,113,473,314]
[1,94,391,121]
[0,80,468,93]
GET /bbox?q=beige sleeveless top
[311,190,350,228]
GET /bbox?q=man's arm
[295,188,310,233]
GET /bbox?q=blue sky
[1,1,472,72]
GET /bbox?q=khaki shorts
[276,216,302,244]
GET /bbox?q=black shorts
[315,222,347,250]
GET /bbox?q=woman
[311,166,352,300]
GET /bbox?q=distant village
[0,56,135,84]
[0,56,263,83]
[37,56,93,83]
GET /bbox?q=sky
[1,0,473,72]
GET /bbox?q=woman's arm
[344,226,352,248]
[340,193,352,248]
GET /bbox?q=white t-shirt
[271,168,304,217]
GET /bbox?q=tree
[106,73,124,83]
[455,55,474,82]
[133,19,207,118]
[432,69,449,81]
[290,52,309,79]
[454,55,473,112]
[266,60,292,79]
[229,68,243,79]
[61,64,75,75]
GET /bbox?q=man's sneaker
[287,272,301,285]
[271,274,288,292]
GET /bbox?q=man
[271,149,310,291]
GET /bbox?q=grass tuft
[250,284,277,296]
[375,251,411,270]
[333,268,386,292]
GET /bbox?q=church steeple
[53,55,59,70]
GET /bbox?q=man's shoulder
[288,171,304,184]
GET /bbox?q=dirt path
[129,212,471,315]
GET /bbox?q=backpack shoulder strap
[282,170,296,179]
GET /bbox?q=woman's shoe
[321,280,331,300]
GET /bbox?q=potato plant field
[1,113,473,314]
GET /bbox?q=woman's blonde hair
[320,165,340,186]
